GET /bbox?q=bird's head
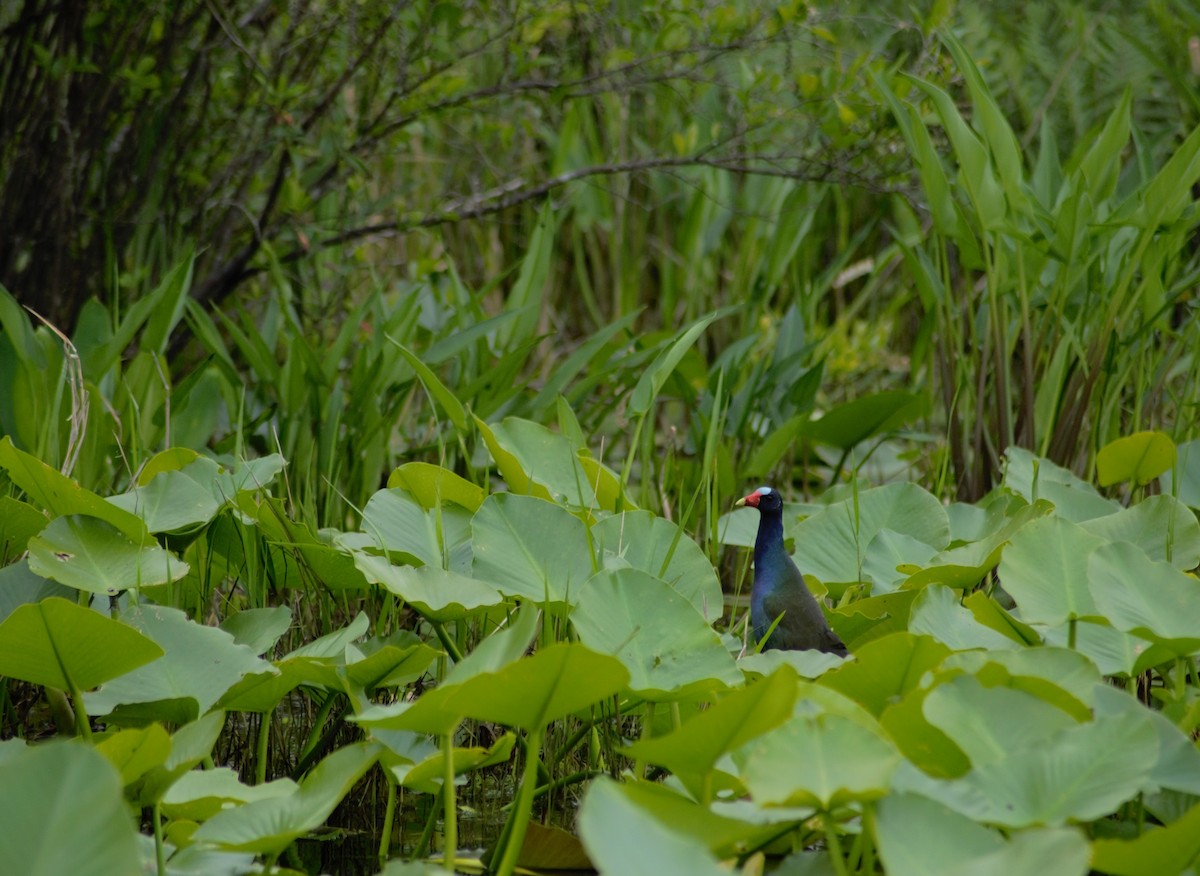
[735,486,783,511]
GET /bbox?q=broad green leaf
[1094,684,1200,796]
[623,665,798,775]
[804,390,925,449]
[908,585,1022,652]
[601,780,800,861]
[1042,620,1173,678]
[899,711,1158,827]
[941,648,1100,714]
[1092,798,1200,876]
[0,596,163,691]
[86,604,276,724]
[471,493,593,605]
[353,555,505,621]
[108,457,224,533]
[1097,431,1177,486]
[0,436,146,539]
[352,607,539,734]
[875,792,1089,876]
[1088,541,1200,653]
[572,569,739,698]
[387,462,485,511]
[1080,495,1200,569]
[95,723,171,786]
[220,606,292,655]
[387,732,516,795]
[861,528,939,594]
[0,740,141,876]
[1003,447,1118,523]
[578,777,729,876]
[794,483,949,588]
[999,516,1102,625]
[902,499,1054,591]
[360,488,452,567]
[962,591,1041,646]
[819,632,950,717]
[137,710,227,805]
[0,559,72,625]
[591,511,723,618]
[1162,438,1200,509]
[474,415,549,499]
[630,309,730,416]
[737,712,901,808]
[0,496,45,558]
[160,768,297,821]
[488,417,598,509]
[28,514,188,595]
[191,742,381,855]
[923,676,1078,768]
[450,642,628,729]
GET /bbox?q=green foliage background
[2,2,1200,875]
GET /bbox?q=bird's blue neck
[751,509,786,637]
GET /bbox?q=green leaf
[1003,447,1118,523]
[450,642,629,730]
[578,777,729,876]
[471,493,593,605]
[623,665,798,775]
[875,793,1089,876]
[387,462,485,511]
[85,604,276,724]
[0,596,163,690]
[0,496,46,558]
[389,338,468,430]
[1097,432,1177,486]
[999,516,1103,626]
[27,515,188,595]
[352,607,539,735]
[1080,495,1200,569]
[0,740,141,876]
[923,675,1078,769]
[95,723,171,786]
[0,436,146,539]
[1093,799,1200,876]
[736,712,901,808]
[900,710,1158,827]
[630,309,730,416]
[591,511,723,619]
[819,632,950,717]
[804,390,925,449]
[1162,437,1200,509]
[161,768,297,821]
[572,569,740,699]
[191,742,381,855]
[220,606,292,655]
[353,555,504,621]
[795,483,949,588]
[1088,541,1200,653]
[908,585,1023,652]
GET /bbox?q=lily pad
[0,740,141,876]
[736,712,901,808]
[28,514,189,595]
[999,515,1103,625]
[0,596,163,691]
[1088,541,1200,653]
[471,493,593,605]
[572,568,740,699]
[1096,431,1176,487]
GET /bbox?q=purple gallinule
[737,486,848,655]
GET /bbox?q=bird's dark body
[739,487,848,656]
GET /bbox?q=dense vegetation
[2,2,1200,875]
